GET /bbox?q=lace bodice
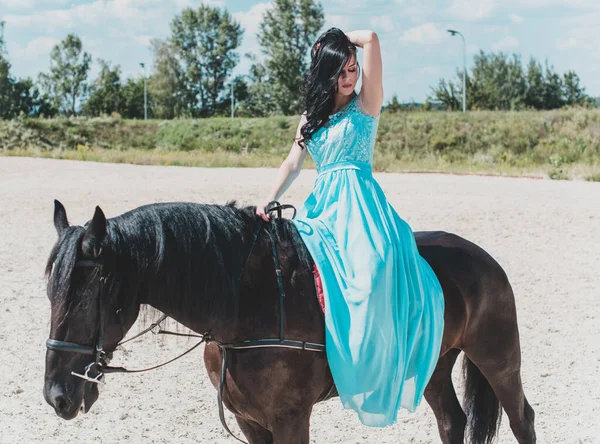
[306,94,380,171]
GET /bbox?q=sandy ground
[0,157,599,444]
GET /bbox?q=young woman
[256,28,445,427]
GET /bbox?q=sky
[1,0,599,104]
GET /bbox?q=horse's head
[44,200,140,419]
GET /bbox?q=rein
[45,202,325,443]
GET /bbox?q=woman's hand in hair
[347,30,383,116]
[345,30,377,48]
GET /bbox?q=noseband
[45,202,326,444]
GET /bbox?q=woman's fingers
[256,204,270,222]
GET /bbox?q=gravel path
[0,157,598,443]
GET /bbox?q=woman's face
[337,55,358,96]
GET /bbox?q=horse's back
[415,230,509,277]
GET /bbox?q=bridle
[45,202,327,443]
[46,259,113,384]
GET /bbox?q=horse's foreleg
[235,417,273,444]
[424,348,467,444]
[270,412,311,444]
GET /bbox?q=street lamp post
[140,62,147,120]
[231,74,253,119]
[214,55,235,120]
[447,29,466,113]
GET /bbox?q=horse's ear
[53,199,69,235]
[82,206,107,258]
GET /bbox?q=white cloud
[399,23,446,45]
[0,0,69,10]
[325,14,353,32]
[370,15,394,33]
[231,3,272,79]
[510,13,524,24]
[80,36,105,58]
[394,0,438,20]
[5,2,140,31]
[556,37,577,50]
[419,66,439,75]
[466,43,480,54]
[233,2,271,38]
[331,0,391,8]
[3,0,222,32]
[133,35,154,47]
[484,25,510,33]
[557,12,600,61]
[446,0,496,21]
[11,36,59,60]
[0,0,34,8]
[492,35,519,51]
[507,0,597,7]
[399,66,441,87]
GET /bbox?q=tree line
[428,51,594,111]
[1,2,596,119]
[0,0,323,119]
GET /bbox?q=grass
[2,108,600,180]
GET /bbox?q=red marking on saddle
[313,264,325,314]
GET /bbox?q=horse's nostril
[54,395,67,412]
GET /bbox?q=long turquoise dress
[291,94,445,427]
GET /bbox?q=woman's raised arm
[346,30,383,116]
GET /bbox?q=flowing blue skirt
[292,161,445,427]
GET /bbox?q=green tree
[0,21,13,118]
[524,58,544,109]
[0,21,55,118]
[467,52,526,110]
[170,5,243,116]
[430,78,462,111]
[431,51,589,111]
[122,77,146,119]
[384,94,402,113]
[257,0,324,115]
[39,34,91,115]
[148,39,184,119]
[239,54,278,116]
[83,60,124,116]
[542,62,564,109]
[216,75,249,116]
[562,71,587,106]
[10,77,43,117]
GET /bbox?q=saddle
[313,265,326,314]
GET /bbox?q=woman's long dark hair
[299,28,359,149]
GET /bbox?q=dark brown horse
[43,200,536,444]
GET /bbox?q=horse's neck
[139,267,237,338]
[126,215,248,339]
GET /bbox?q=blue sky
[1,0,599,103]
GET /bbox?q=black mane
[46,202,312,322]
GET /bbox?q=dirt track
[0,157,598,443]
